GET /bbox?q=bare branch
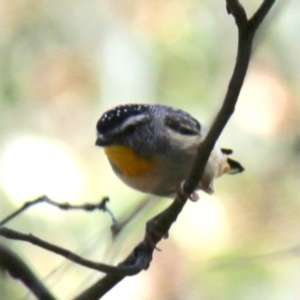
[226,0,248,26]
[0,196,112,226]
[0,227,148,276]
[0,243,55,300]
[250,0,276,30]
[0,195,48,226]
[183,0,275,197]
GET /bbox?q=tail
[226,158,244,174]
[221,148,244,175]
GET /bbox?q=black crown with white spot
[97,104,148,134]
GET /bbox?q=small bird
[95,104,244,198]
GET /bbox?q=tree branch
[250,0,276,30]
[0,243,55,300]
[0,195,112,226]
[226,0,247,26]
[0,226,149,276]
[184,0,275,196]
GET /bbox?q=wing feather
[164,110,201,136]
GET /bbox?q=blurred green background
[1,0,300,299]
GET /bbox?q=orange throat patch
[104,145,155,177]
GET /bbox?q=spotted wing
[164,109,201,136]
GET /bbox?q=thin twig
[0,226,148,276]
[0,195,116,226]
[111,197,153,237]
[0,195,47,226]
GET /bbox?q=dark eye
[176,127,198,135]
[123,124,137,134]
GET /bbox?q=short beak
[95,135,112,147]
[95,137,102,146]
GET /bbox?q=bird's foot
[178,181,199,202]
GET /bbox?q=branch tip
[226,0,248,26]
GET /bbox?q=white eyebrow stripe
[117,114,150,132]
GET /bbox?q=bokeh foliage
[0,1,300,299]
